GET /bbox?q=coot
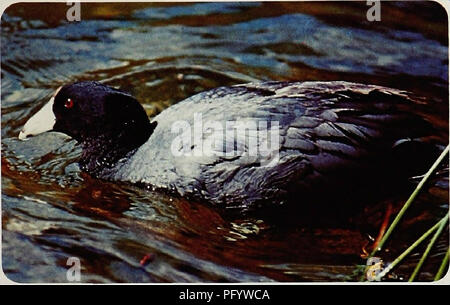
[19,81,439,212]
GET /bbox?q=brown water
[1,1,449,283]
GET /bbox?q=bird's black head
[19,81,157,175]
[52,81,153,142]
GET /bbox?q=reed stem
[375,214,448,281]
[370,145,449,257]
[408,214,448,281]
[434,248,450,281]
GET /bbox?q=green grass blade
[370,144,450,257]
[408,215,448,282]
[374,214,448,281]
[434,248,450,281]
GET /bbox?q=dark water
[1,2,449,283]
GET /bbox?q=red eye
[65,98,74,109]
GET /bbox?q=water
[1,1,448,283]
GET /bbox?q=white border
[0,0,449,285]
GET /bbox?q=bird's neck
[78,125,153,178]
[78,135,132,177]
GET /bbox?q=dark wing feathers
[201,82,435,208]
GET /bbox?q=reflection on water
[1,1,449,282]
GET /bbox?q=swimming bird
[18,81,440,214]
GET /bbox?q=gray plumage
[107,81,434,211]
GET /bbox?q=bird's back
[112,81,438,212]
